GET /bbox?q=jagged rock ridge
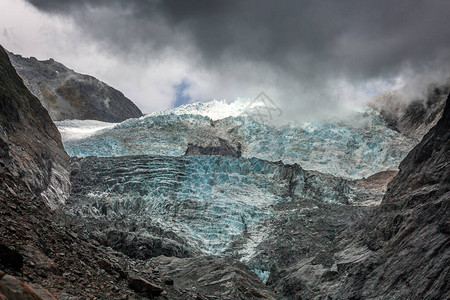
[185,138,242,157]
[7,51,143,122]
[369,84,448,140]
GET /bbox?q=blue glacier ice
[60,99,419,283]
[68,155,357,259]
[57,100,416,179]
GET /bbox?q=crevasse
[68,155,354,258]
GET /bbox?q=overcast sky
[1,0,450,119]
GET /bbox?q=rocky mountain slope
[0,46,70,209]
[331,91,450,299]
[369,84,448,140]
[7,51,142,122]
[0,43,133,299]
[267,93,450,299]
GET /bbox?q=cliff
[0,46,70,208]
[331,92,450,299]
[369,84,448,140]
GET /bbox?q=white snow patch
[55,120,118,141]
[103,97,111,109]
[148,98,265,121]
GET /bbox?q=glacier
[58,100,415,179]
[58,99,419,283]
[67,155,373,258]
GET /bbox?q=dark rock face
[0,44,136,298]
[384,94,450,207]
[255,197,370,296]
[369,84,448,140]
[260,93,450,299]
[0,245,23,272]
[0,271,57,300]
[97,228,195,260]
[150,256,275,299]
[185,138,242,157]
[327,94,450,299]
[0,184,138,299]
[128,276,163,297]
[7,52,142,122]
[0,46,69,208]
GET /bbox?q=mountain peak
[7,51,143,122]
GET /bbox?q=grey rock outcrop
[0,44,133,298]
[268,92,450,299]
[185,138,242,157]
[150,256,275,299]
[7,52,142,122]
[0,271,57,300]
[0,46,70,208]
[331,91,450,299]
[369,84,448,140]
[128,276,163,298]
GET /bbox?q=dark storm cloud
[27,0,450,73]
[25,0,450,118]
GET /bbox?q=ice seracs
[57,98,425,284]
[57,99,416,179]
